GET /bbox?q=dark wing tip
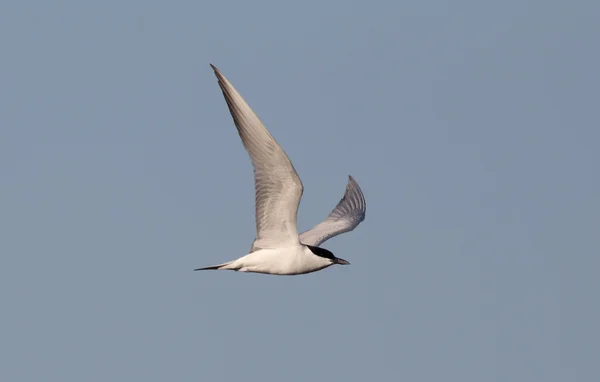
[344,175,366,218]
[210,64,225,82]
[346,175,364,198]
[209,64,233,104]
[348,175,358,186]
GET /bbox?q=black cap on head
[306,245,350,265]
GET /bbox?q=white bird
[195,65,366,275]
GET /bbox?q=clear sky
[2,1,599,381]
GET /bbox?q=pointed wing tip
[209,64,231,94]
[210,64,223,78]
[346,175,362,194]
[345,175,366,215]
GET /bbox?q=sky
[1,1,599,381]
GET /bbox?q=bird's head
[306,245,350,265]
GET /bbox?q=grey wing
[299,176,366,247]
[211,65,303,250]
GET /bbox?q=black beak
[334,258,350,265]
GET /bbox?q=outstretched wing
[211,64,304,250]
[299,176,366,247]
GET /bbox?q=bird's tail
[194,261,233,271]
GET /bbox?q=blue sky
[1,1,599,381]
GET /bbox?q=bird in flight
[195,65,366,275]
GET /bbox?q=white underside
[217,245,334,275]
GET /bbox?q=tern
[195,65,366,275]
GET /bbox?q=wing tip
[345,174,366,215]
[210,63,225,81]
[346,174,362,194]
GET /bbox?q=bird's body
[200,245,341,275]
[196,65,365,276]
